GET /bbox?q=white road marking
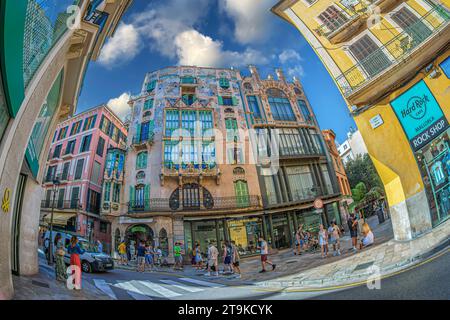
[137,280,181,298]
[93,279,117,300]
[179,277,226,288]
[160,279,204,293]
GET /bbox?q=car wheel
[81,261,92,273]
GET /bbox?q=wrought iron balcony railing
[128,195,261,213]
[132,133,155,146]
[335,5,450,97]
[266,184,337,206]
[41,200,81,210]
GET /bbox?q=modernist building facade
[0,0,131,299]
[102,66,342,261]
[41,105,127,253]
[272,0,450,240]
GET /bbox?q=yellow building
[272,0,450,240]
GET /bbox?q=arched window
[136,151,148,169]
[233,167,245,175]
[294,87,302,95]
[267,88,296,121]
[243,82,253,92]
[136,171,146,180]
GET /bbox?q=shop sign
[391,80,449,151]
[369,114,383,129]
[313,198,324,209]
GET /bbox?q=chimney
[276,68,286,83]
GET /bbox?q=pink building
[41,105,127,252]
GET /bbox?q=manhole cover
[353,261,375,272]
[31,280,50,288]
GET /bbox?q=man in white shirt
[206,241,219,276]
[257,236,276,273]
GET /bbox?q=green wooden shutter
[129,186,135,204]
[218,96,223,105]
[234,181,249,207]
[232,96,238,106]
[136,123,141,142]
[144,184,150,210]
[143,152,148,168]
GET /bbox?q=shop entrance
[125,224,154,250]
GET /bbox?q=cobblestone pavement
[13,260,111,300]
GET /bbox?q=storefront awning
[43,213,76,226]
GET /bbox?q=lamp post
[47,177,61,266]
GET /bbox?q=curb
[256,237,449,290]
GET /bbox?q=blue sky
[77,0,355,143]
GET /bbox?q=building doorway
[125,224,154,249]
[11,174,27,275]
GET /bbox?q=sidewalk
[256,218,449,289]
[116,215,395,284]
[13,257,111,300]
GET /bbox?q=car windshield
[78,240,99,253]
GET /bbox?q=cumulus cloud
[279,49,302,64]
[174,29,268,67]
[107,92,131,121]
[220,0,275,44]
[286,65,305,79]
[98,23,140,67]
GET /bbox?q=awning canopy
[42,213,76,226]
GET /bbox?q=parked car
[43,231,114,273]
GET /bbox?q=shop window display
[227,218,263,256]
[416,129,450,226]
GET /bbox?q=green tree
[345,154,384,191]
[351,182,367,203]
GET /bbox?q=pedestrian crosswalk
[93,277,227,300]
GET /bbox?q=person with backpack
[223,241,233,274]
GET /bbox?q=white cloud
[279,49,302,64]
[174,29,268,68]
[98,23,140,67]
[107,92,131,121]
[286,65,305,79]
[220,0,275,44]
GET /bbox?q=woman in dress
[67,236,85,290]
[54,233,67,282]
[318,224,328,258]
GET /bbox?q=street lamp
[47,177,61,266]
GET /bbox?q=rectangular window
[45,165,57,182]
[70,187,80,209]
[74,159,85,180]
[104,182,111,202]
[57,189,65,208]
[83,115,97,131]
[100,116,110,134]
[182,110,196,137]
[199,111,213,137]
[70,121,82,136]
[53,144,62,159]
[268,97,296,121]
[318,6,348,32]
[164,141,180,167]
[321,164,334,195]
[113,183,121,203]
[96,137,105,157]
[100,222,108,233]
[65,139,76,155]
[91,161,102,184]
[61,162,70,181]
[202,142,216,167]
[349,35,391,78]
[87,189,101,214]
[247,96,261,118]
[58,126,68,140]
[297,99,311,122]
[181,140,198,166]
[80,134,92,153]
[225,118,238,142]
[391,7,432,44]
[144,99,154,110]
[165,110,180,137]
[222,97,233,106]
[286,166,315,200]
